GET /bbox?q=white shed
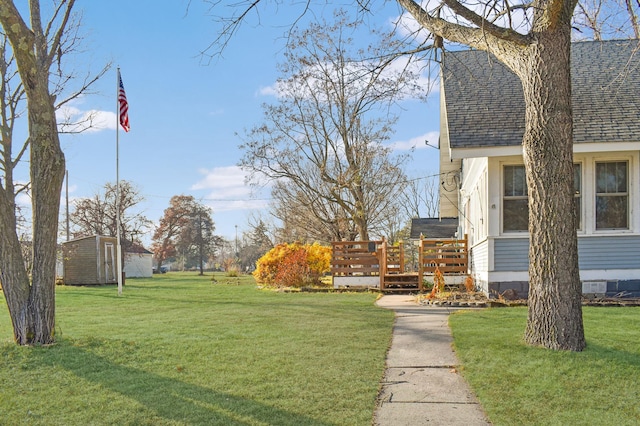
[124,243,153,278]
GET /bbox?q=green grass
[0,273,394,425]
[450,307,640,425]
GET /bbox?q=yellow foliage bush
[254,242,331,288]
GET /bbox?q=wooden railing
[331,235,468,290]
[331,240,382,277]
[418,235,468,276]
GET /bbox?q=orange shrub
[464,275,475,293]
[426,267,446,299]
[254,242,331,288]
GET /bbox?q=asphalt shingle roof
[442,40,640,150]
[409,217,458,239]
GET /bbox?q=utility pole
[235,225,238,258]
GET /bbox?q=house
[439,39,640,297]
[62,235,153,285]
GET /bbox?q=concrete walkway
[373,295,491,425]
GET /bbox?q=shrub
[426,267,445,299]
[226,266,240,277]
[254,242,331,288]
[464,275,475,292]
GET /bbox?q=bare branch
[397,0,530,49]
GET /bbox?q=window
[503,164,582,232]
[503,165,528,231]
[596,161,628,229]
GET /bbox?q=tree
[395,0,592,351]
[238,217,275,271]
[208,0,640,351]
[239,12,423,241]
[68,180,151,252]
[175,203,218,275]
[574,0,639,39]
[399,175,439,220]
[152,195,196,271]
[0,0,83,345]
[152,195,218,273]
[269,179,358,243]
[377,173,439,245]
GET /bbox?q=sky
[52,1,442,245]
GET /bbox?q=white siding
[124,253,153,278]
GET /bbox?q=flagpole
[116,67,123,296]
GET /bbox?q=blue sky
[56,1,441,244]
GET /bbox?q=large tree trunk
[515,33,585,351]
[0,0,67,344]
[28,74,65,345]
[0,81,63,345]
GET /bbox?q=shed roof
[62,234,151,254]
[442,39,640,150]
[410,218,459,239]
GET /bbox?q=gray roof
[442,39,640,150]
[410,218,458,239]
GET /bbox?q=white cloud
[191,165,270,212]
[257,55,438,101]
[387,131,440,151]
[56,101,116,133]
[257,85,279,97]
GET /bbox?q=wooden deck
[332,236,469,292]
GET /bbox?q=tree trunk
[0,0,70,345]
[28,71,66,345]
[0,202,33,344]
[0,71,64,345]
[516,33,586,351]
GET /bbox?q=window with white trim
[503,164,582,232]
[503,165,528,232]
[595,161,628,230]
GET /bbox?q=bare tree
[574,0,640,39]
[69,181,151,251]
[245,213,277,247]
[0,0,103,345]
[394,0,589,351]
[269,177,359,243]
[239,12,423,241]
[399,175,439,219]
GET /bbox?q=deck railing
[331,240,382,277]
[418,235,468,276]
[331,235,468,290]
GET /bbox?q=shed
[124,243,153,278]
[62,235,118,285]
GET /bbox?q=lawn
[0,273,394,425]
[449,307,640,425]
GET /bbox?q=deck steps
[382,273,420,292]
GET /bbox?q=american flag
[118,70,130,132]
